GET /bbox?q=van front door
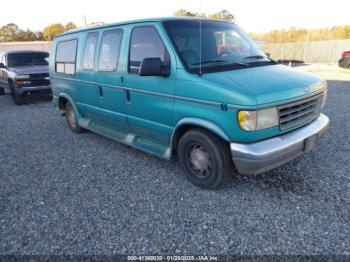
[95,28,128,131]
[123,25,175,144]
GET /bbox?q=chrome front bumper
[17,85,51,95]
[230,113,330,175]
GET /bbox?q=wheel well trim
[170,117,230,153]
[57,93,83,119]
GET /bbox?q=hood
[202,64,324,106]
[9,65,49,75]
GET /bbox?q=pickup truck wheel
[65,102,86,133]
[10,86,24,105]
[178,129,234,189]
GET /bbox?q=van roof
[59,17,233,37]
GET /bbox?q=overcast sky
[1,0,349,33]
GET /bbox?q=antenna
[199,0,202,76]
[83,14,87,26]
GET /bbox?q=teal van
[50,18,329,189]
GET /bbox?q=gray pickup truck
[0,50,51,105]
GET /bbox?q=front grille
[278,94,323,130]
[24,73,50,86]
[29,73,49,79]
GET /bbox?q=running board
[78,117,171,160]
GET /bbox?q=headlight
[15,80,31,85]
[15,75,30,79]
[238,107,279,131]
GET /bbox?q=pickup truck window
[8,52,49,67]
[98,29,123,72]
[55,39,78,75]
[82,32,98,70]
[128,26,169,74]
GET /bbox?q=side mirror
[265,52,271,58]
[139,57,169,77]
[0,63,6,69]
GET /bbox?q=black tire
[177,128,234,189]
[0,87,4,96]
[65,102,86,133]
[10,85,24,105]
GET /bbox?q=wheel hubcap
[68,109,77,128]
[187,143,212,178]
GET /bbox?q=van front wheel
[65,102,86,133]
[178,129,234,189]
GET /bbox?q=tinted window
[55,39,78,74]
[129,26,169,73]
[82,32,98,70]
[98,29,123,71]
[7,52,49,67]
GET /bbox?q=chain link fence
[260,39,350,63]
[1,39,350,64]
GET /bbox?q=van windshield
[163,19,273,74]
[7,52,49,67]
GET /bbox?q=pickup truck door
[0,54,6,88]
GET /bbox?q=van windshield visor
[163,20,271,73]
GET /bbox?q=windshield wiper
[243,55,266,59]
[244,55,277,64]
[192,59,249,67]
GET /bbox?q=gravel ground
[0,81,349,256]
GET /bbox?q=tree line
[174,9,235,22]
[249,26,350,43]
[174,9,350,43]
[2,12,349,43]
[0,22,77,42]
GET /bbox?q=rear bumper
[230,113,330,175]
[17,85,52,95]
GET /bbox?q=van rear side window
[98,29,123,72]
[55,39,78,75]
[82,32,98,70]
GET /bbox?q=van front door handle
[98,86,103,97]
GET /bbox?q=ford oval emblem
[304,86,311,93]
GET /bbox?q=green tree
[65,22,77,31]
[209,9,235,22]
[0,23,20,41]
[174,9,197,17]
[173,9,206,18]
[43,23,65,40]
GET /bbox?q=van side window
[82,32,98,70]
[55,39,78,75]
[129,26,170,74]
[98,29,123,72]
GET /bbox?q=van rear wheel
[65,102,86,133]
[177,129,234,189]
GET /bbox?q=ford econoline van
[50,18,329,189]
